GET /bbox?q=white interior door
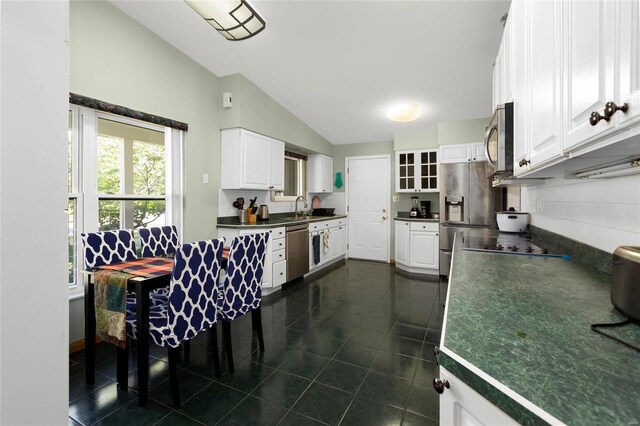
[347,156,390,262]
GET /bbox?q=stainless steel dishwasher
[286,224,309,281]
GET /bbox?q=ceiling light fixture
[185,0,265,41]
[574,159,640,179]
[386,102,422,123]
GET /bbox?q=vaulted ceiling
[113,0,511,144]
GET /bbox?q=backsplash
[219,189,346,217]
[521,174,640,254]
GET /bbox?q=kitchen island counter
[441,228,640,425]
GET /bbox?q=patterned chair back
[220,233,270,321]
[81,230,137,269]
[164,239,225,347]
[139,225,180,258]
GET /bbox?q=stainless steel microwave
[484,102,513,177]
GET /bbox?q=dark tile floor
[69,260,447,425]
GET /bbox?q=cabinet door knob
[519,158,530,167]
[589,110,609,126]
[433,378,450,394]
[604,101,629,118]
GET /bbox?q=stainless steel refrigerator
[439,162,503,276]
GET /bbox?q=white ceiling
[112,0,510,145]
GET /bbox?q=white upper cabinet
[220,128,285,190]
[270,138,285,190]
[307,154,333,193]
[563,0,640,153]
[506,0,640,177]
[615,0,640,129]
[524,0,564,170]
[395,149,438,193]
[439,143,486,164]
[512,0,529,177]
[563,0,616,151]
[492,12,514,109]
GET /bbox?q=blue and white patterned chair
[81,229,138,390]
[218,233,270,373]
[139,225,179,258]
[81,229,137,269]
[139,225,180,301]
[125,239,225,408]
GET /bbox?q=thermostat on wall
[223,92,232,109]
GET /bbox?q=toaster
[611,246,640,321]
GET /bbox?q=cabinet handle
[433,378,450,394]
[589,110,609,126]
[604,101,629,118]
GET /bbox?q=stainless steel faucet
[295,196,308,218]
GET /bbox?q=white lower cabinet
[395,220,438,275]
[409,231,438,269]
[308,218,348,272]
[395,221,410,265]
[217,226,286,293]
[439,367,519,426]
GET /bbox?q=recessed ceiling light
[386,102,422,123]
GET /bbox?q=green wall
[438,117,488,145]
[70,0,221,243]
[219,74,332,155]
[393,127,439,150]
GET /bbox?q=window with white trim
[68,106,183,296]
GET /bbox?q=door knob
[604,101,629,118]
[589,111,609,126]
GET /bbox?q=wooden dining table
[84,248,230,406]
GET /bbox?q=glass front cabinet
[395,149,438,193]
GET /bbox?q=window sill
[69,287,84,301]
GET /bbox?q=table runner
[100,257,174,277]
[94,270,130,348]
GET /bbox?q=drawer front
[273,237,286,251]
[273,248,286,263]
[272,260,287,286]
[270,227,286,240]
[310,222,323,232]
[410,222,438,232]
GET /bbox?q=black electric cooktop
[462,234,562,257]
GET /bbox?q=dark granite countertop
[217,213,347,229]
[441,228,640,425]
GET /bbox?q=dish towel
[94,270,131,348]
[312,234,321,265]
[323,230,330,252]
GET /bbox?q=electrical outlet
[202,173,209,184]
[392,195,400,202]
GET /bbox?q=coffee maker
[420,201,431,218]
[410,196,420,217]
